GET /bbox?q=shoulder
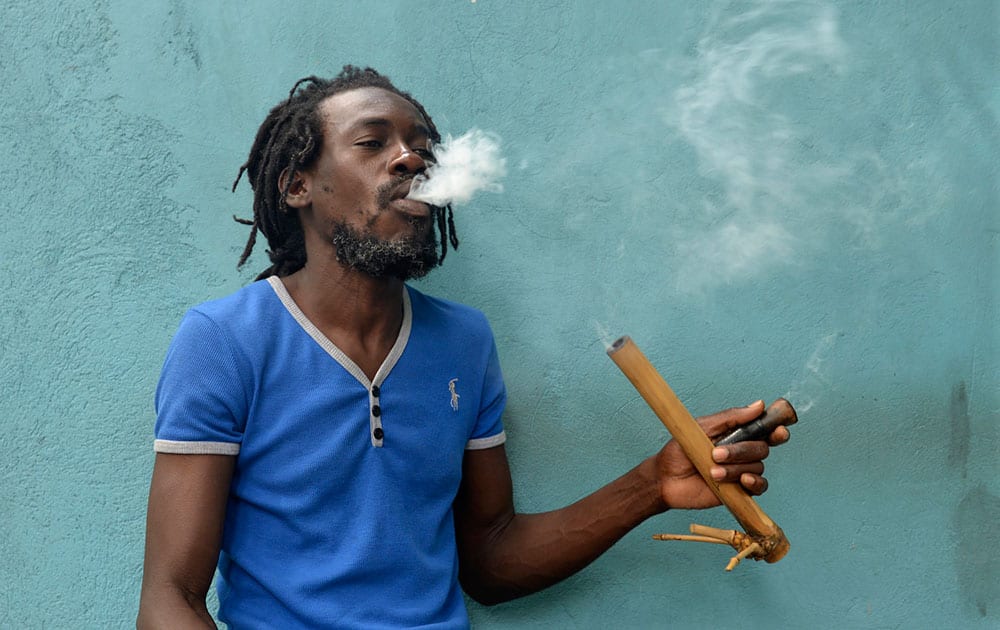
[165,279,287,363]
[185,278,283,335]
[406,285,492,333]
[190,278,275,318]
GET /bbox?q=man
[137,66,788,629]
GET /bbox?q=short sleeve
[466,338,507,450]
[153,309,249,455]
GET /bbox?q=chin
[331,221,440,280]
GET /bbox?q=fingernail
[747,400,763,408]
[713,447,727,462]
[711,466,725,480]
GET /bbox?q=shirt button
[371,385,380,398]
[373,427,384,440]
[372,405,381,417]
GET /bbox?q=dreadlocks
[232,65,459,280]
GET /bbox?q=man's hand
[454,399,792,603]
[655,400,791,510]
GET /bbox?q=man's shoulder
[406,285,491,329]
[185,278,279,331]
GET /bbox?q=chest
[233,346,480,507]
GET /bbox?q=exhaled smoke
[407,129,507,206]
[665,1,848,294]
[656,1,945,299]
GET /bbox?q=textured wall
[1,1,996,627]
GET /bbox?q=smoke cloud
[407,129,507,206]
[663,2,850,294]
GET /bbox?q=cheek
[313,175,374,216]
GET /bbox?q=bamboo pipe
[606,336,790,566]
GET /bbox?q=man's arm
[137,453,235,629]
[453,401,787,605]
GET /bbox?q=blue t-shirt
[154,277,507,629]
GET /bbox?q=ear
[279,168,312,209]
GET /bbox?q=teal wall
[1,1,996,627]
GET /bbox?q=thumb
[697,400,765,439]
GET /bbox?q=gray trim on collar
[266,276,412,448]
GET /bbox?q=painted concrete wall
[1,1,996,627]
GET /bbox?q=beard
[329,214,440,281]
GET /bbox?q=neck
[283,254,405,339]
[279,250,406,382]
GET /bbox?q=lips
[390,179,413,200]
[390,180,430,217]
[391,197,431,217]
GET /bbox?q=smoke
[592,319,617,351]
[585,3,950,420]
[662,1,850,294]
[783,331,840,414]
[407,129,507,206]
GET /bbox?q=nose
[389,147,427,175]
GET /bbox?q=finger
[698,400,766,437]
[713,441,770,464]
[709,462,765,482]
[739,473,769,496]
[768,426,790,446]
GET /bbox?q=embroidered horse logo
[448,378,460,411]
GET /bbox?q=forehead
[318,87,429,136]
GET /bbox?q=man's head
[233,66,458,280]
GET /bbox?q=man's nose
[389,147,426,175]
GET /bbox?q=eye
[414,148,436,162]
[355,139,383,149]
